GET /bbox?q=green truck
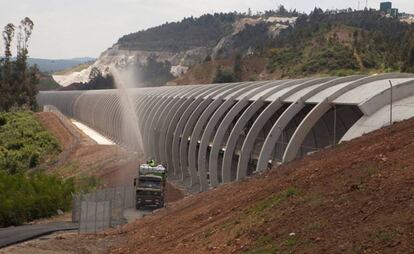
[134,164,167,209]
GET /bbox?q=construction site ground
[0,112,184,253]
[3,114,414,253]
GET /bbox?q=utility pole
[389,80,393,126]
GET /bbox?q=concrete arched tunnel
[37,73,414,191]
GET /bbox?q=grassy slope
[108,117,414,253]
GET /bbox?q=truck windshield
[138,179,161,188]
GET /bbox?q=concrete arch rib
[181,83,260,186]
[207,81,281,187]
[195,81,281,190]
[166,97,197,175]
[166,84,233,175]
[256,75,365,171]
[102,94,117,142]
[180,82,257,186]
[157,86,207,160]
[236,77,333,180]
[148,86,196,161]
[137,95,157,155]
[136,94,156,152]
[141,88,171,156]
[96,94,112,138]
[152,86,206,162]
[183,83,261,187]
[143,87,177,157]
[282,73,412,163]
[179,98,215,183]
[158,86,215,164]
[173,83,240,182]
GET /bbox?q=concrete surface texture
[37,73,414,191]
[71,119,114,145]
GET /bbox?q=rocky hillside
[54,11,297,88]
[56,8,414,89]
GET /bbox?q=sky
[0,0,412,59]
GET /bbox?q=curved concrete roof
[37,73,414,191]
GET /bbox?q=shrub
[213,67,236,83]
[0,171,74,227]
[0,111,60,173]
[0,111,69,226]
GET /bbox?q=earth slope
[106,117,414,253]
[11,112,414,254]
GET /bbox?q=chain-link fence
[73,186,135,233]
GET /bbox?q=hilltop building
[380,1,399,18]
[380,2,392,12]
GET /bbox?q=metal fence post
[94,201,98,234]
[85,200,89,233]
[122,185,126,210]
[109,199,112,227]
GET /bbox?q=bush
[0,171,74,227]
[213,67,236,83]
[0,111,70,227]
[0,111,60,174]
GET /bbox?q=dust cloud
[110,66,145,157]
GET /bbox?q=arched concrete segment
[179,98,215,184]
[256,99,306,171]
[149,86,197,160]
[282,73,413,163]
[156,86,213,163]
[166,97,196,175]
[172,82,244,182]
[185,82,270,187]
[159,86,225,166]
[195,81,282,190]
[358,79,414,115]
[236,77,333,180]
[141,88,174,156]
[143,87,180,157]
[256,75,366,171]
[236,99,283,179]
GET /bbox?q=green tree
[213,66,236,83]
[1,23,15,111]
[0,17,38,111]
[15,17,35,108]
[403,44,414,73]
[233,53,243,81]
